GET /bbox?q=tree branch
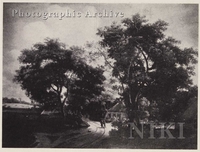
[97,47,125,92]
[51,84,58,93]
[58,85,62,94]
[133,40,155,73]
[97,47,115,69]
[63,96,68,104]
[127,55,134,85]
[135,45,149,72]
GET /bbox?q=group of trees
[14,14,197,123]
[14,39,105,115]
[3,97,29,105]
[96,14,197,122]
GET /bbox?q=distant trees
[97,14,198,122]
[3,97,27,104]
[14,38,105,115]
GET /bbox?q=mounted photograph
[2,2,198,149]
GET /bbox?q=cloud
[3,76,31,102]
[3,3,198,102]
[22,21,51,45]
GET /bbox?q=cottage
[105,100,128,122]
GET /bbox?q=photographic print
[2,1,198,150]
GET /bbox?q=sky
[3,3,198,102]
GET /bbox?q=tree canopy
[13,14,198,122]
[97,14,198,121]
[14,38,105,115]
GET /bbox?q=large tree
[97,14,197,122]
[14,38,105,115]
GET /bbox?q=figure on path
[100,104,107,128]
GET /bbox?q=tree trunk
[57,95,64,117]
[127,86,140,124]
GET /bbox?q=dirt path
[33,121,113,148]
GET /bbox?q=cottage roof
[108,101,126,112]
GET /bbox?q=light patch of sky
[3,3,198,102]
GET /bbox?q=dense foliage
[14,38,105,115]
[97,14,197,122]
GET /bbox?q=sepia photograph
[2,1,198,150]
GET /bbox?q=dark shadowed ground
[3,113,197,149]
